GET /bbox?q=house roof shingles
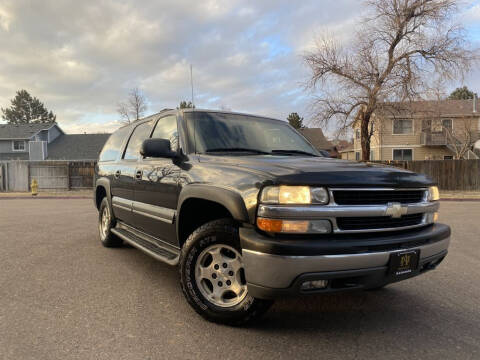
[0,122,56,139]
[47,134,111,160]
[377,99,478,118]
[298,128,332,151]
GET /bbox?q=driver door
[133,115,180,245]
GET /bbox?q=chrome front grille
[337,213,424,231]
[332,189,426,205]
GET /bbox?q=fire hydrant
[31,178,38,196]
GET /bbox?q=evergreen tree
[1,90,56,124]
[287,112,304,129]
[177,100,194,109]
[448,86,477,100]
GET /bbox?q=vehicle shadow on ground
[251,286,466,337]
[117,245,473,338]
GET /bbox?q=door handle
[114,170,121,179]
[135,170,142,180]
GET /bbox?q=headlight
[260,186,329,205]
[427,186,440,201]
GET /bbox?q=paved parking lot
[1,199,479,360]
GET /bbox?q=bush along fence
[378,160,480,191]
[0,160,95,192]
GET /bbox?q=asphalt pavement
[0,199,479,360]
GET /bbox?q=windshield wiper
[270,149,318,157]
[205,147,270,155]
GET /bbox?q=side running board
[111,223,180,266]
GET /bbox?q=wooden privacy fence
[379,160,480,191]
[29,162,69,190]
[1,160,479,192]
[0,161,96,191]
[69,161,95,189]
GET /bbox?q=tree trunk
[360,111,372,161]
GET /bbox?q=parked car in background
[94,109,450,325]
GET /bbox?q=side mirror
[140,138,177,158]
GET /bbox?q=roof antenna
[190,64,195,108]
[190,64,197,154]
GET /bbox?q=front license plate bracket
[389,249,420,277]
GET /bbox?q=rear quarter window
[98,127,130,162]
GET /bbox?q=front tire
[98,197,123,248]
[179,219,273,325]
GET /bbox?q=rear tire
[180,218,273,325]
[98,197,123,248]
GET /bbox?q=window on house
[13,140,25,151]
[393,119,413,134]
[444,155,454,160]
[369,150,375,161]
[355,152,360,161]
[421,119,432,131]
[355,129,360,140]
[393,149,413,161]
[442,119,452,131]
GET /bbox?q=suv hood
[198,155,433,188]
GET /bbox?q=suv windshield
[185,112,320,156]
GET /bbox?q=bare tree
[416,83,478,159]
[304,0,478,161]
[117,87,148,124]
[443,116,477,159]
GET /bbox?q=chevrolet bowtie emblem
[385,202,408,218]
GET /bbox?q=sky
[0,0,479,135]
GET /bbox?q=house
[47,134,111,160]
[339,145,355,160]
[298,128,334,155]
[345,98,480,161]
[0,122,110,161]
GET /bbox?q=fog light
[301,280,328,290]
[426,212,439,223]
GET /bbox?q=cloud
[0,0,478,135]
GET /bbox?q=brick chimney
[474,94,478,113]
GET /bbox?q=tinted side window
[123,121,154,160]
[99,127,130,162]
[152,115,178,150]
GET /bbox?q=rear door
[112,120,155,225]
[133,114,180,245]
[107,126,134,222]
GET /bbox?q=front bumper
[240,223,450,299]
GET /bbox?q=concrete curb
[440,198,480,202]
[1,196,92,200]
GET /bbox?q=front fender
[177,184,251,224]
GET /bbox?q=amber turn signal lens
[257,218,283,232]
[257,218,331,233]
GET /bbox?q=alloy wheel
[195,244,248,307]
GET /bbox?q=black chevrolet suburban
[94,109,450,325]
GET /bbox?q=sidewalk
[0,190,92,199]
[439,191,480,201]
